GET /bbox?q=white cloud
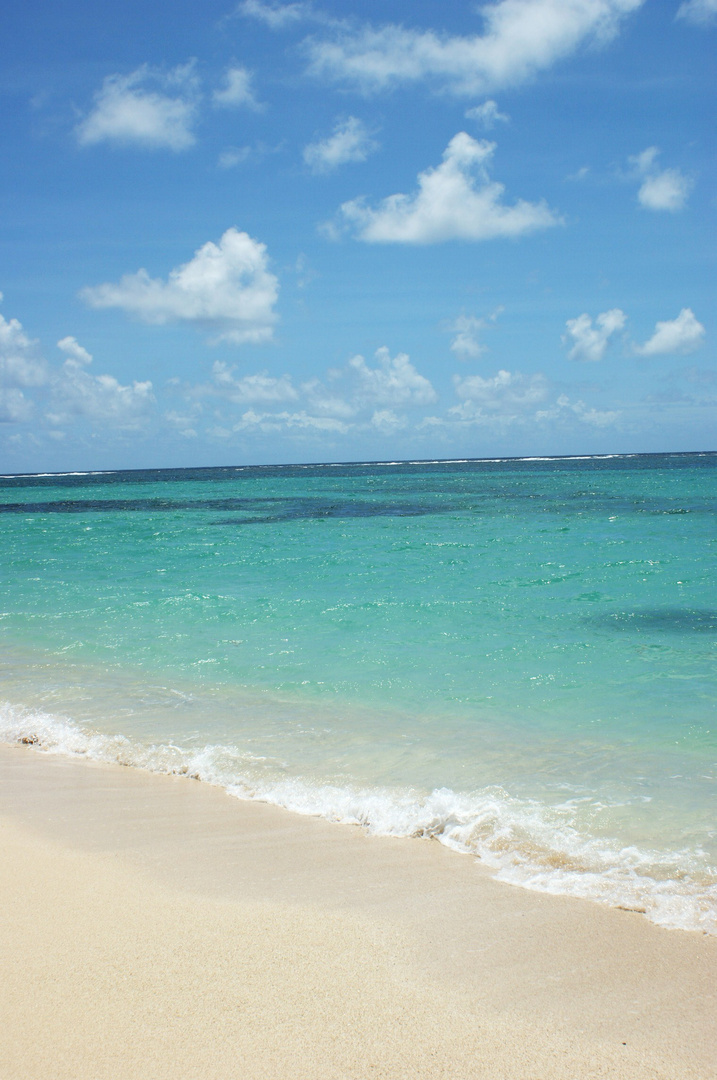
[0,302,157,431]
[301,379,355,417]
[237,0,314,28]
[465,100,509,128]
[638,170,692,212]
[233,408,350,433]
[676,0,717,25]
[213,67,261,109]
[200,347,434,437]
[445,371,619,429]
[451,369,548,421]
[303,117,378,173]
[0,310,47,388]
[304,0,644,96]
[57,336,92,365]
[628,147,692,212]
[80,228,279,345]
[218,146,255,168]
[450,315,487,359]
[563,308,626,362]
[370,409,407,433]
[634,308,705,356]
[535,394,620,426]
[0,389,34,423]
[348,347,437,405]
[334,133,560,244]
[48,365,154,427]
[449,307,503,359]
[76,63,199,151]
[210,361,299,402]
[165,410,199,438]
[48,335,155,427]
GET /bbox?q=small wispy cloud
[448,307,503,360]
[213,66,262,109]
[563,309,626,362]
[303,0,645,97]
[464,100,509,130]
[76,62,200,151]
[676,0,717,26]
[628,147,692,212]
[217,146,255,169]
[236,0,319,29]
[303,117,378,174]
[634,308,705,356]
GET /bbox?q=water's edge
[2,700,714,936]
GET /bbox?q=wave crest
[2,700,715,935]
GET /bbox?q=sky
[0,0,715,471]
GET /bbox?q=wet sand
[0,743,715,1079]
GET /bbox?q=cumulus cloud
[48,336,154,428]
[0,308,47,390]
[676,0,717,25]
[0,298,156,431]
[76,63,199,151]
[80,228,279,345]
[563,308,626,362]
[303,117,378,173]
[448,308,503,359]
[304,0,644,96]
[535,394,620,426]
[48,367,154,428]
[333,133,560,243]
[370,409,407,433]
[634,308,705,356]
[451,369,548,422]
[213,66,261,109]
[194,346,435,438]
[465,100,509,128]
[348,347,437,405]
[209,361,299,402]
[165,410,199,439]
[0,302,46,423]
[628,147,692,212]
[0,388,34,423]
[57,336,92,365]
[450,315,487,359]
[442,369,619,429]
[300,378,355,417]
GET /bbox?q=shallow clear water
[1,454,715,930]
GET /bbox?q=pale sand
[0,744,715,1080]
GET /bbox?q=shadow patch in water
[595,609,717,634]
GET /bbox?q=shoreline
[3,694,714,936]
[1,742,715,1079]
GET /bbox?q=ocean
[1,453,715,932]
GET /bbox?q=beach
[2,457,715,934]
[1,742,715,1080]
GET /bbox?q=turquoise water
[1,454,715,930]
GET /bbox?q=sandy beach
[0,743,715,1079]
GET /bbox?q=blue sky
[0,0,714,470]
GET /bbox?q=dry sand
[0,742,715,1079]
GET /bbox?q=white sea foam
[0,470,115,478]
[2,700,715,935]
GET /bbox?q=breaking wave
[2,700,715,936]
